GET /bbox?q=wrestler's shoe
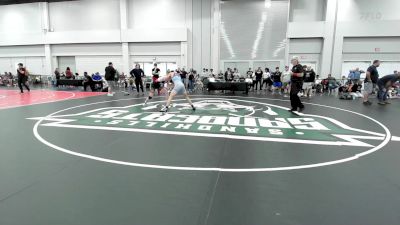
[160,105,169,113]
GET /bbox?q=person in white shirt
[233,68,240,81]
[262,68,272,92]
[281,66,291,95]
[209,69,216,78]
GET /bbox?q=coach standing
[363,60,380,105]
[130,64,145,94]
[289,56,305,112]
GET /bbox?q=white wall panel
[49,0,120,31]
[76,56,123,75]
[343,37,400,53]
[129,42,181,56]
[289,38,323,54]
[58,56,76,74]
[0,3,42,34]
[52,44,122,56]
[220,0,289,61]
[342,53,400,60]
[0,58,12,73]
[378,61,400,76]
[0,45,45,57]
[25,57,45,75]
[338,0,400,22]
[289,0,326,22]
[127,0,186,29]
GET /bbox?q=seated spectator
[315,75,323,93]
[65,67,73,79]
[92,72,102,81]
[327,74,339,94]
[54,68,61,87]
[83,72,95,92]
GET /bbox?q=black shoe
[191,105,196,111]
[298,107,305,112]
[288,108,297,112]
[160,106,169,113]
[363,101,372,105]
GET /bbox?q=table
[57,79,84,86]
[207,82,249,94]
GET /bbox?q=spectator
[181,67,188,85]
[303,66,316,99]
[327,74,338,94]
[353,68,363,82]
[65,67,73,79]
[363,60,380,105]
[188,69,195,93]
[54,68,61,87]
[262,68,272,92]
[233,68,240,80]
[281,66,291,95]
[254,67,263,90]
[105,62,117,96]
[271,67,282,94]
[83,72,95,92]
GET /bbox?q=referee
[289,56,305,112]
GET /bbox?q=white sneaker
[107,93,114,97]
[160,106,169,113]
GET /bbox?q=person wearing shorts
[303,66,316,99]
[144,64,165,104]
[271,67,282,94]
[281,66,291,95]
[363,60,380,105]
[156,70,196,113]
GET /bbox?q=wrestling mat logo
[31,98,387,147]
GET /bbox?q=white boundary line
[32,96,392,172]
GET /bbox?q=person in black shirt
[83,72,95,92]
[363,60,380,105]
[180,68,188,87]
[289,57,304,112]
[271,67,282,94]
[152,63,161,94]
[54,68,61,87]
[188,69,195,93]
[105,62,117,96]
[254,67,263,90]
[303,66,316,99]
[17,63,30,93]
[377,72,400,105]
[130,64,145,94]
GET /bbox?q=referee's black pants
[135,78,144,93]
[290,82,304,110]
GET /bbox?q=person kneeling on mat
[156,70,196,113]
